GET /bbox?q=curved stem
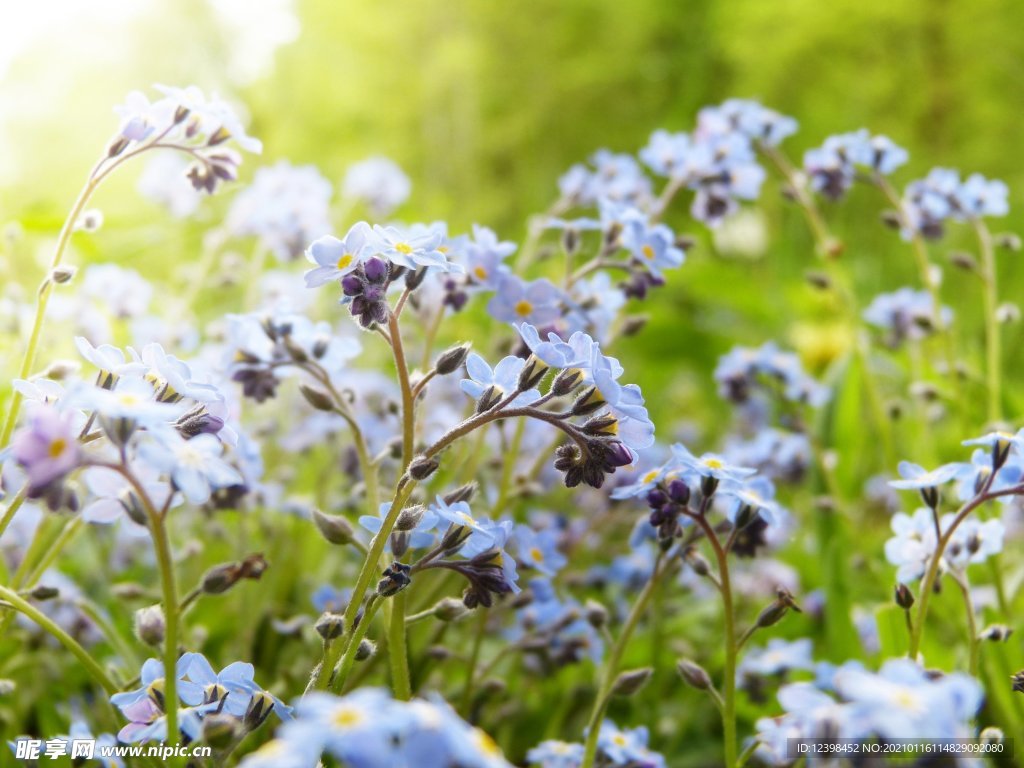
[1,168,102,447]
[0,484,28,542]
[332,596,382,693]
[580,551,667,768]
[0,585,118,694]
[907,477,1020,658]
[950,571,979,675]
[691,513,738,768]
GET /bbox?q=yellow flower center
[394,242,413,255]
[613,734,628,746]
[641,244,655,260]
[514,300,534,317]
[48,438,67,458]
[332,707,363,728]
[473,266,488,280]
[530,547,544,562]
[642,470,659,483]
[473,730,502,756]
[703,457,724,470]
[336,253,354,270]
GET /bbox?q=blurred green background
[2,1,1024,761]
[4,0,1023,420]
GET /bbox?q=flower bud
[313,509,355,545]
[408,456,439,481]
[994,232,1021,251]
[396,504,426,532]
[315,612,345,640]
[443,483,477,505]
[677,659,712,690]
[612,667,652,697]
[550,367,583,396]
[434,597,469,622]
[979,624,1013,642]
[202,713,240,749]
[619,315,648,337]
[51,266,76,285]
[980,727,1005,746]
[894,583,915,609]
[584,599,608,629]
[134,604,165,647]
[355,639,377,661]
[28,585,59,601]
[299,384,335,412]
[517,355,549,391]
[949,251,977,272]
[435,343,471,375]
[1013,670,1024,694]
[683,547,712,577]
[243,691,276,730]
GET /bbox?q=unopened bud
[134,604,165,647]
[355,639,376,661]
[313,509,355,545]
[435,343,471,375]
[805,271,832,290]
[619,315,648,337]
[684,548,712,577]
[443,483,477,505]
[949,251,977,272]
[299,384,335,412]
[315,612,345,640]
[396,504,426,532]
[584,599,608,629]
[51,266,76,285]
[994,232,1021,251]
[677,659,712,690]
[894,583,915,609]
[611,667,652,697]
[980,727,1005,746]
[202,713,240,748]
[28,585,59,601]
[434,597,469,622]
[517,355,549,391]
[978,624,1013,642]
[550,367,584,396]
[408,456,439,481]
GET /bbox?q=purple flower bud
[363,256,389,284]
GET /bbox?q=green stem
[388,590,412,700]
[460,607,488,715]
[973,218,1001,423]
[580,551,667,768]
[332,596,382,693]
[0,484,28,542]
[907,476,1012,658]
[0,585,117,694]
[150,514,180,746]
[951,571,979,675]
[1,160,105,447]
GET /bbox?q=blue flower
[111,655,194,716]
[595,721,666,768]
[371,224,460,272]
[460,353,541,407]
[590,348,655,453]
[639,130,693,178]
[513,524,567,577]
[955,173,1009,219]
[179,653,291,721]
[671,443,755,483]
[304,222,375,287]
[888,461,960,491]
[526,740,585,768]
[487,275,563,326]
[360,502,439,552]
[738,638,814,679]
[724,475,784,526]
[516,324,596,371]
[619,219,685,278]
[431,496,495,549]
[139,431,243,505]
[884,508,938,583]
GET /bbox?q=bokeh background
[3,1,1024,763]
